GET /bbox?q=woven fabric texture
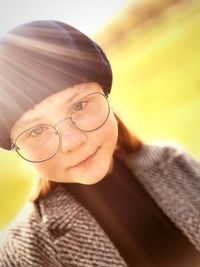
[0,144,200,266]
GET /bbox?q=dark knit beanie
[0,20,112,150]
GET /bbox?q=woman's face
[10,82,118,184]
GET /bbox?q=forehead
[34,82,102,111]
[11,82,103,135]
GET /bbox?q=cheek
[105,112,118,140]
[82,115,118,182]
[30,113,118,183]
[31,160,58,180]
[96,112,118,154]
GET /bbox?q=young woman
[0,20,200,267]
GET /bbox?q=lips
[69,147,99,169]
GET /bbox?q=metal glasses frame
[11,92,110,163]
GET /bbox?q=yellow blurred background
[95,0,200,158]
[0,0,200,231]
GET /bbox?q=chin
[80,175,105,185]
[73,161,111,185]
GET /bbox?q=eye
[29,125,48,137]
[73,100,88,112]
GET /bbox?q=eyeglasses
[11,92,110,163]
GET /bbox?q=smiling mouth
[70,147,99,168]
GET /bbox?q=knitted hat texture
[0,20,112,150]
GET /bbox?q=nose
[57,118,87,153]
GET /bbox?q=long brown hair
[31,113,143,201]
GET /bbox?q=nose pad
[56,118,87,153]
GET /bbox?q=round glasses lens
[15,124,60,162]
[70,93,110,132]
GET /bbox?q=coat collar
[36,183,127,266]
[36,183,84,230]
[36,144,200,253]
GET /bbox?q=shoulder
[0,184,126,266]
[126,142,200,198]
[0,201,61,266]
[126,143,200,251]
[0,184,96,266]
[0,203,38,265]
[126,142,200,202]
[126,142,200,175]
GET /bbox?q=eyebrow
[67,90,83,102]
[11,118,44,137]
[16,90,84,128]
[18,117,43,127]
[11,117,43,140]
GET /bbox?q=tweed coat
[0,144,200,266]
